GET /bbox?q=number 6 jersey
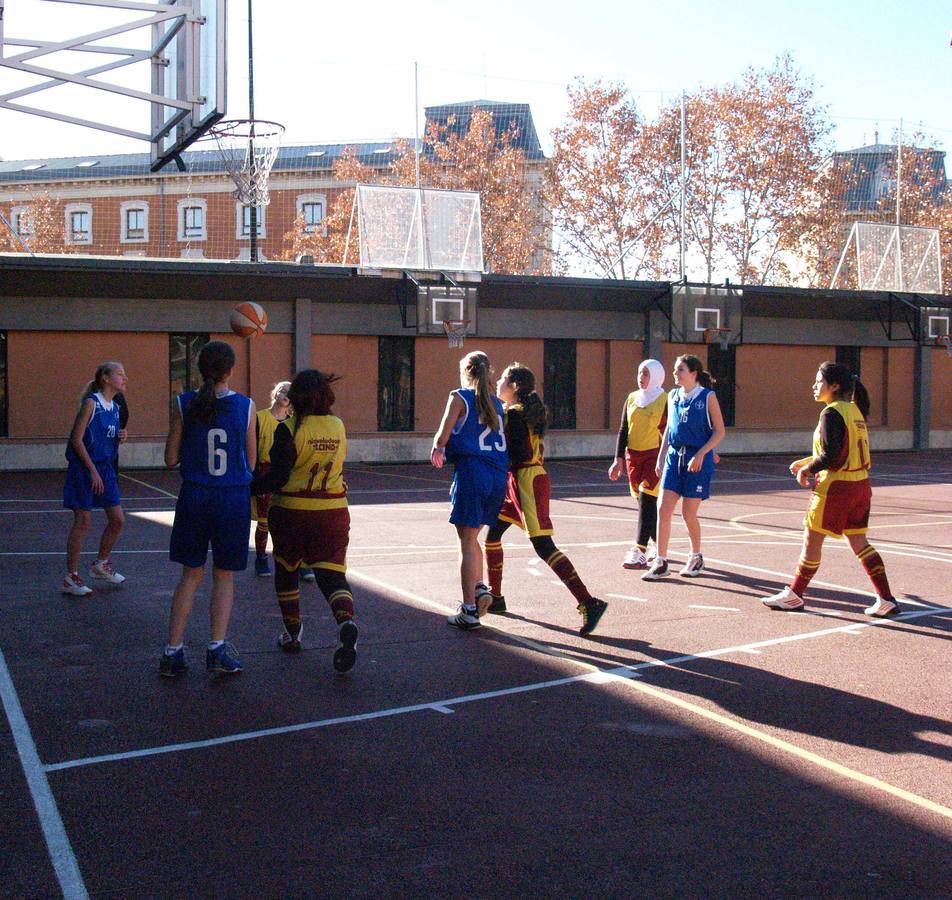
[177,390,253,486]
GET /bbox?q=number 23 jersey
[446,388,508,472]
[177,390,253,486]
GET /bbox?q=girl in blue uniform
[643,354,725,581]
[160,341,257,677]
[63,361,129,596]
[431,351,509,629]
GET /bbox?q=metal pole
[896,118,902,290]
[414,61,421,187]
[248,0,258,263]
[680,90,687,281]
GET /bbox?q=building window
[121,203,148,242]
[169,333,210,411]
[707,342,736,427]
[543,339,576,429]
[296,194,326,233]
[378,337,414,431]
[65,204,92,244]
[0,331,7,437]
[177,200,207,241]
[237,204,266,239]
[836,346,861,382]
[10,206,31,236]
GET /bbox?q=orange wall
[576,340,608,429]
[311,335,379,432]
[860,346,885,426]
[8,331,170,439]
[885,348,914,429]
[735,345,833,428]
[608,340,641,432]
[932,346,952,428]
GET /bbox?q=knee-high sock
[254,518,269,556]
[315,569,355,623]
[531,536,592,605]
[791,555,821,597]
[856,545,892,600]
[274,561,301,638]
[484,522,510,596]
[637,492,658,550]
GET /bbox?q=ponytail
[79,361,122,404]
[819,361,870,418]
[460,351,500,432]
[186,341,236,427]
[501,362,547,435]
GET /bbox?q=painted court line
[0,649,88,899]
[689,604,740,612]
[606,593,648,603]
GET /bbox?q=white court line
[606,593,648,603]
[0,649,88,898]
[119,473,177,499]
[689,605,741,612]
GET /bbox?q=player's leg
[643,489,679,580]
[65,508,93,594]
[90,503,126,584]
[274,560,302,648]
[206,568,241,674]
[763,526,824,611]
[167,565,204,645]
[678,497,706,576]
[314,567,358,673]
[846,532,899,617]
[529,534,607,636]
[253,494,272,577]
[482,520,511,613]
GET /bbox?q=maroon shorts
[268,504,350,572]
[498,467,553,537]
[626,448,661,497]
[806,479,872,538]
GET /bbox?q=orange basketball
[230,301,267,338]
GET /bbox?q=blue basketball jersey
[667,387,713,450]
[446,388,509,472]
[177,390,253,486]
[66,393,119,465]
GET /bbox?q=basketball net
[938,335,952,358]
[443,320,469,349]
[704,328,732,351]
[206,119,285,206]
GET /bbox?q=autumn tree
[0,192,64,253]
[547,80,662,279]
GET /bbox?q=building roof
[0,101,545,184]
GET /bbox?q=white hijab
[633,359,665,408]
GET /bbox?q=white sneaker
[63,572,93,596]
[864,597,900,618]
[762,586,805,611]
[448,605,481,630]
[474,581,493,617]
[90,559,125,584]
[622,547,648,569]
[641,557,669,581]
[680,553,705,577]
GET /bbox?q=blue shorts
[63,459,121,510]
[170,481,251,571]
[449,457,507,529]
[661,445,715,500]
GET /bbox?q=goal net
[353,184,483,272]
[831,223,942,293]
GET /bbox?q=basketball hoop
[703,327,733,351]
[205,118,284,206]
[443,320,469,349]
[936,334,952,358]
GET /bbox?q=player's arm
[688,392,726,472]
[116,392,129,442]
[806,408,847,475]
[69,398,103,492]
[252,422,295,494]
[609,404,629,480]
[164,398,183,468]
[245,400,257,473]
[506,408,531,468]
[430,392,465,469]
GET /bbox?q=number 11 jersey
[270,414,348,511]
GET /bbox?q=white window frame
[65,203,93,245]
[177,199,207,241]
[10,205,32,237]
[296,193,327,234]
[120,201,149,243]
[236,202,266,240]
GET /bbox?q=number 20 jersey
[177,390,253,487]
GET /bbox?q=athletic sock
[327,589,355,624]
[164,643,184,655]
[856,545,892,599]
[207,640,224,651]
[254,521,269,556]
[791,555,821,597]
[277,589,302,638]
[484,540,504,595]
[546,549,592,604]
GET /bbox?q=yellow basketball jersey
[625,392,667,452]
[255,409,284,465]
[813,400,870,488]
[270,414,348,510]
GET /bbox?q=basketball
[230,301,268,338]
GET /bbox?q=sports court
[2,452,950,896]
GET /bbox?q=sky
[0,0,949,164]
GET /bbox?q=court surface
[1,452,951,897]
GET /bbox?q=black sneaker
[578,598,608,636]
[333,621,358,673]
[159,646,187,678]
[487,593,507,614]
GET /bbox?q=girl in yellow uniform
[251,370,359,673]
[481,363,607,636]
[608,359,667,569]
[762,361,900,617]
[252,381,291,577]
